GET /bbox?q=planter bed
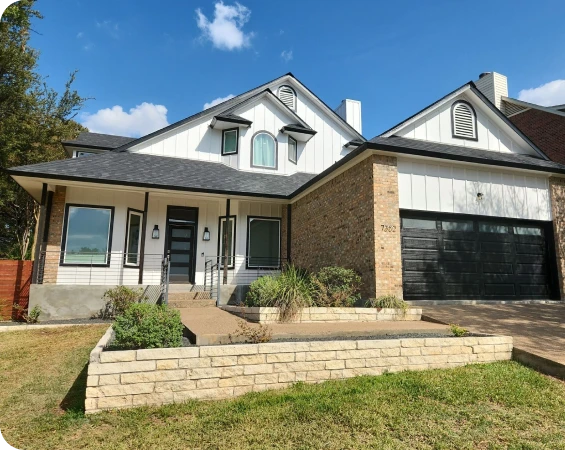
[221,305,422,323]
[86,326,512,414]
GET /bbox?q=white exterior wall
[129,81,355,176]
[397,93,534,155]
[397,158,551,221]
[54,186,284,286]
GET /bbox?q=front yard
[1,326,565,449]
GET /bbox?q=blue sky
[24,0,565,138]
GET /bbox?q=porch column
[223,198,230,284]
[138,192,149,284]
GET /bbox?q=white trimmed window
[452,101,477,140]
[218,216,236,269]
[222,128,239,155]
[288,136,297,164]
[125,209,143,266]
[252,132,277,169]
[277,85,296,110]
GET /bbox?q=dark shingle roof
[368,136,565,175]
[62,132,136,150]
[8,151,316,198]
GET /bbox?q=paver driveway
[424,303,565,364]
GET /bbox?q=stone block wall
[290,154,403,299]
[86,327,513,413]
[43,186,66,284]
[550,177,565,299]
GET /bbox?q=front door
[167,224,196,283]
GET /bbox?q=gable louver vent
[278,85,296,110]
[451,101,477,140]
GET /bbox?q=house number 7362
[381,225,396,232]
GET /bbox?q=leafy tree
[0,0,87,259]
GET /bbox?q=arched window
[451,101,477,140]
[277,85,296,110]
[252,132,277,169]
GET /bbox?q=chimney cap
[479,72,492,79]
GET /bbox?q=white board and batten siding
[396,93,535,156]
[128,82,355,176]
[397,159,551,221]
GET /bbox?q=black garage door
[400,211,558,301]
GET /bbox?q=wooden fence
[0,260,33,321]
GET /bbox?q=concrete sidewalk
[423,304,565,365]
[178,307,451,345]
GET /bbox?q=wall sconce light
[476,192,484,202]
[202,227,211,241]
[152,225,160,239]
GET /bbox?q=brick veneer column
[549,177,565,299]
[372,155,403,298]
[42,186,66,284]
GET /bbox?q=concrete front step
[168,292,212,301]
[170,299,216,308]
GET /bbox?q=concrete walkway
[178,307,450,345]
[423,304,565,365]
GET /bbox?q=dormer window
[288,136,297,164]
[451,101,477,140]
[222,128,239,155]
[277,85,296,110]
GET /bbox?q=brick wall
[290,155,403,299]
[42,186,66,284]
[549,177,565,299]
[509,109,565,165]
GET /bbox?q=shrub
[102,286,145,319]
[245,264,314,322]
[312,266,361,307]
[229,318,272,344]
[365,295,408,313]
[450,323,469,337]
[12,304,42,323]
[112,303,183,350]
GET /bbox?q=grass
[1,326,565,449]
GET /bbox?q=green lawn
[1,326,565,449]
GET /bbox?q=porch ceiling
[8,151,316,199]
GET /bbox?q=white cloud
[518,79,565,106]
[280,50,293,62]
[203,94,235,110]
[76,31,84,39]
[96,20,120,39]
[196,2,254,50]
[83,43,94,51]
[81,103,169,138]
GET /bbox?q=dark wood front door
[167,224,196,283]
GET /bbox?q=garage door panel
[401,212,553,300]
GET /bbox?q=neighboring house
[8,71,565,318]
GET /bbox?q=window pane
[223,130,237,154]
[248,219,280,267]
[126,213,142,265]
[288,138,297,163]
[442,220,473,232]
[77,151,95,157]
[479,223,508,233]
[253,133,276,168]
[219,218,235,268]
[64,207,112,264]
[402,218,436,230]
[172,228,192,238]
[514,226,542,236]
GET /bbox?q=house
[8,72,565,319]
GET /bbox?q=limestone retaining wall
[220,306,422,323]
[86,327,513,414]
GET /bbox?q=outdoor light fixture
[476,192,484,202]
[152,225,160,239]
[202,227,211,241]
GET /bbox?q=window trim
[124,208,144,268]
[277,85,297,110]
[288,135,298,164]
[60,203,115,267]
[221,127,239,156]
[217,215,237,269]
[451,100,478,141]
[251,131,278,170]
[246,215,281,269]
